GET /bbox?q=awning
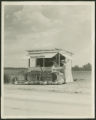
[60,51,72,59]
[28,52,72,59]
[44,53,57,58]
[30,53,57,58]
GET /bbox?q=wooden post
[58,53,60,67]
[56,54,57,64]
[35,58,37,67]
[71,60,72,68]
[43,58,45,67]
[28,58,30,68]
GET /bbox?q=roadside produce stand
[15,48,73,85]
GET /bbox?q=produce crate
[26,70,53,82]
[13,69,64,85]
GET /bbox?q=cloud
[4,4,93,67]
[4,5,92,40]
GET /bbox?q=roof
[26,48,73,59]
[27,48,73,55]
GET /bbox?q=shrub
[4,73,10,84]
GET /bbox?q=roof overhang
[28,52,72,59]
[30,53,57,58]
[26,48,73,59]
[59,51,72,59]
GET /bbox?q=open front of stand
[14,49,73,85]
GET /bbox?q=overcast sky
[4,3,94,67]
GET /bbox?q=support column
[28,58,30,68]
[56,54,58,64]
[58,53,60,67]
[43,58,45,67]
[35,58,37,67]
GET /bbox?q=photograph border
[1,1,95,119]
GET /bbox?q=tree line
[72,63,92,71]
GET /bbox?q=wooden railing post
[58,53,60,67]
[28,58,30,68]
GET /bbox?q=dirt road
[2,84,94,118]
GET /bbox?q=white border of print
[1,1,95,118]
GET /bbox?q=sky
[3,3,94,67]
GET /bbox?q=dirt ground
[2,78,94,118]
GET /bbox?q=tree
[72,63,92,71]
[72,65,81,71]
[82,63,92,71]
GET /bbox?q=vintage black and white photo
[1,1,95,118]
